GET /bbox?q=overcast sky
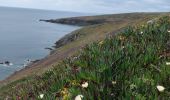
[0,0,170,14]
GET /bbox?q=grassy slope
[0,13,170,99]
[0,13,161,85]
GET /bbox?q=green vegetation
[2,13,165,84]
[0,16,170,99]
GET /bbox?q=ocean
[0,7,86,80]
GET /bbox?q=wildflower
[166,62,170,65]
[112,81,116,85]
[140,31,143,34]
[63,93,70,100]
[38,94,44,99]
[110,93,114,96]
[61,88,68,95]
[167,30,170,33]
[157,85,165,92]
[130,84,137,90]
[99,41,104,45]
[121,46,125,49]
[75,95,84,100]
[71,80,78,86]
[81,82,88,88]
[118,35,126,41]
[60,87,70,99]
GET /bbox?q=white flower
[130,84,137,90]
[39,94,44,99]
[168,30,170,33]
[121,46,125,49]
[81,82,88,88]
[166,62,170,65]
[112,81,116,85]
[156,85,165,92]
[140,31,143,34]
[75,95,84,100]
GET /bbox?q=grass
[2,13,157,84]
[0,16,170,99]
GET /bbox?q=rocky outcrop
[40,18,107,26]
[55,30,80,48]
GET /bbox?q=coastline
[1,12,170,99]
[0,27,82,85]
[1,12,166,85]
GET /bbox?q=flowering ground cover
[0,16,170,100]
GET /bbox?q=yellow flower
[63,93,70,100]
[61,88,68,96]
[157,85,165,92]
[71,80,78,86]
[61,88,70,100]
[99,41,104,45]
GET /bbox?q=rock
[5,61,10,64]
[31,60,40,63]
[45,47,53,51]
[0,61,13,66]
[5,61,13,66]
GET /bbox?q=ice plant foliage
[0,16,170,100]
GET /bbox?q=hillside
[40,13,164,26]
[0,13,170,99]
[1,13,164,85]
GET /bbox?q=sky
[0,0,170,14]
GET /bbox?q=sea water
[0,7,85,80]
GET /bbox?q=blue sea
[0,7,87,80]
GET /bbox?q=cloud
[0,0,169,14]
